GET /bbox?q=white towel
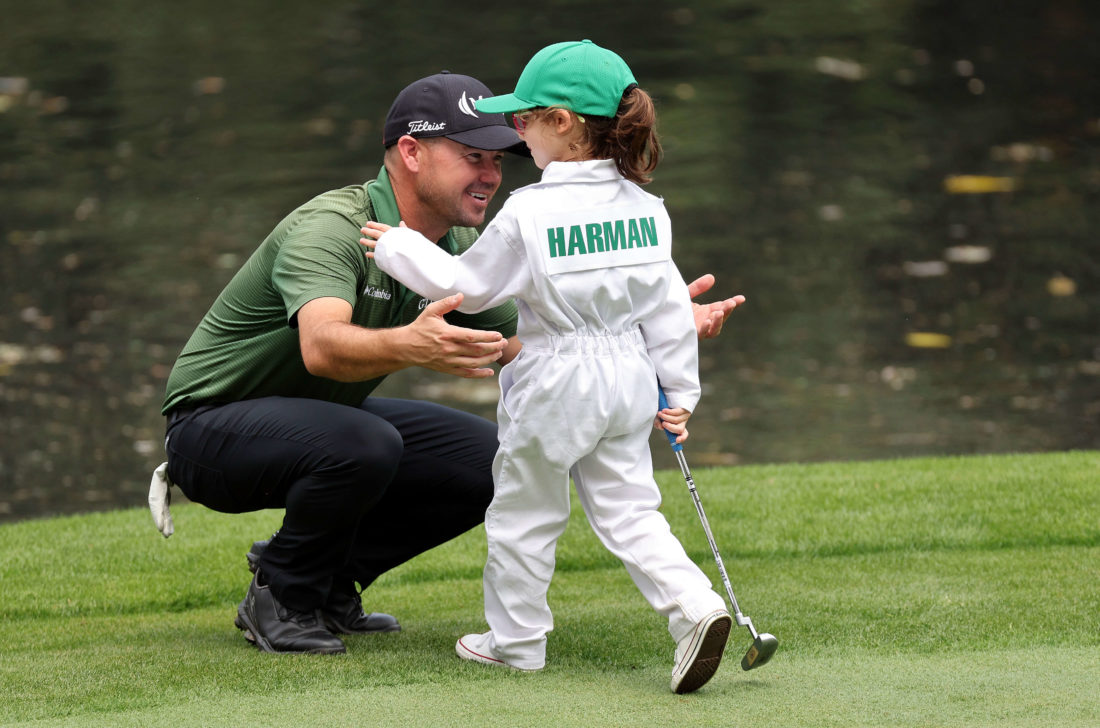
[148,462,174,538]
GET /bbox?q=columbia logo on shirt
[363,285,392,300]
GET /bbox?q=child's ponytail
[584,85,662,185]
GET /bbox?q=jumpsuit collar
[538,158,623,184]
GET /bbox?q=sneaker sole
[455,636,540,671]
[456,636,509,668]
[671,612,732,694]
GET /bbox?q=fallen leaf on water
[944,245,992,263]
[944,175,1016,194]
[906,332,952,348]
[1047,275,1076,297]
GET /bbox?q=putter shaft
[658,385,777,670]
[672,449,760,640]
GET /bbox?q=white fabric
[148,461,174,538]
[373,158,699,410]
[483,331,726,668]
[373,159,723,668]
[455,631,540,671]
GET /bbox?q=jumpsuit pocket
[498,354,544,422]
[498,362,517,420]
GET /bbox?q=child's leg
[571,427,726,643]
[479,438,573,670]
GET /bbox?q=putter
[658,386,779,670]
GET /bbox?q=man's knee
[332,420,405,497]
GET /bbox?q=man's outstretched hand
[689,274,745,340]
[408,293,507,378]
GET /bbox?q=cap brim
[446,124,528,155]
[474,93,537,115]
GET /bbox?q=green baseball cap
[475,40,637,118]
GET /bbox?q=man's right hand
[404,293,506,378]
[297,295,505,382]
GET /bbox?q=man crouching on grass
[150,71,743,658]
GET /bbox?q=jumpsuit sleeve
[640,262,701,413]
[373,218,530,313]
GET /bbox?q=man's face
[414,138,504,229]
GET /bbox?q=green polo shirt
[162,168,518,413]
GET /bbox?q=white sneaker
[455,632,540,671]
[670,610,732,694]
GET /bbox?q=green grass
[1,451,1097,727]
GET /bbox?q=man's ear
[396,135,422,173]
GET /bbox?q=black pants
[165,396,496,612]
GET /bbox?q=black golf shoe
[324,589,401,634]
[244,535,270,574]
[246,536,401,635]
[233,571,346,654]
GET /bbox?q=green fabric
[475,40,636,117]
[163,168,518,413]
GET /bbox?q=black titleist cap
[383,72,525,153]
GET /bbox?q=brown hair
[580,86,662,185]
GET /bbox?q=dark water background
[1,1,1097,522]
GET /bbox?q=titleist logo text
[408,120,446,133]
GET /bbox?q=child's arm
[640,268,701,413]
[360,221,528,313]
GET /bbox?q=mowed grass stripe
[0,451,1096,726]
[3,649,1097,728]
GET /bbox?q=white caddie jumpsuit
[374,159,726,669]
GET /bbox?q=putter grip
[657,386,683,452]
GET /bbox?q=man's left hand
[689,274,745,340]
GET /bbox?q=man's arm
[297,294,508,382]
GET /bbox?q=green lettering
[603,219,625,251]
[547,227,565,258]
[586,223,604,253]
[627,218,641,249]
[640,216,658,247]
[568,225,587,256]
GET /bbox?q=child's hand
[359,221,406,259]
[655,407,691,444]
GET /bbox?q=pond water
[1,1,1097,522]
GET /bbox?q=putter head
[740,633,778,670]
